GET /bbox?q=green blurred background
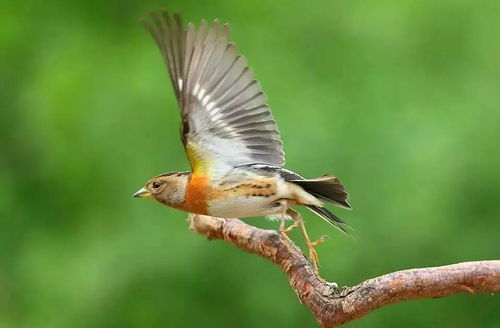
[1,0,499,327]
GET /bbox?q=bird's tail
[289,175,351,209]
[306,205,349,233]
[289,175,351,233]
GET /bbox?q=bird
[134,9,351,271]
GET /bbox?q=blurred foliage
[1,0,499,327]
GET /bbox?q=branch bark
[188,214,500,327]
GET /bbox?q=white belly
[207,179,293,218]
[207,196,276,218]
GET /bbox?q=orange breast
[173,175,211,215]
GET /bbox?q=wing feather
[142,10,285,179]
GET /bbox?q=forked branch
[188,214,500,327]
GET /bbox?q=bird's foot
[279,205,298,246]
[279,220,301,253]
[279,225,296,246]
[280,220,300,234]
[310,235,329,247]
[280,208,328,272]
[306,235,328,272]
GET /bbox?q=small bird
[134,10,351,271]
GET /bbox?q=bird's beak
[133,187,152,199]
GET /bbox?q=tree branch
[188,214,500,327]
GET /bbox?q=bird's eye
[152,181,162,189]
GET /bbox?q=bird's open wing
[141,10,285,179]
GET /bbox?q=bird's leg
[279,201,300,250]
[280,214,299,234]
[287,209,326,273]
[279,201,300,233]
[279,204,287,232]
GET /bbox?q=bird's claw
[310,235,329,247]
[307,235,329,272]
[307,244,321,272]
[280,221,300,234]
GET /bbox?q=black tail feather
[290,175,351,209]
[306,205,350,234]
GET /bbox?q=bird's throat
[171,175,210,215]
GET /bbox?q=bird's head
[133,172,189,206]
